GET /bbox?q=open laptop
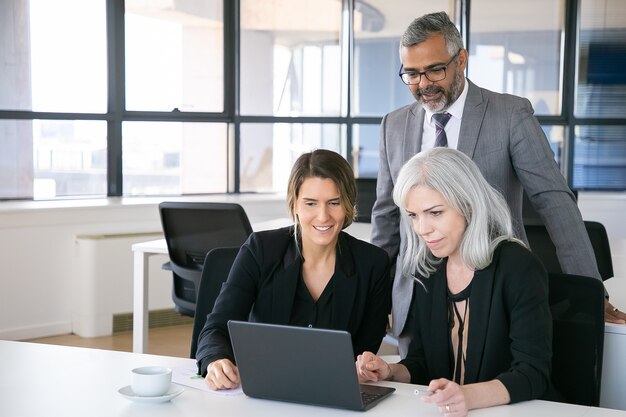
[227,320,395,411]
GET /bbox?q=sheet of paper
[172,364,243,396]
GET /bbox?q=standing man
[371,11,625,356]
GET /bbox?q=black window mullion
[226,0,240,192]
[562,0,580,187]
[106,0,125,197]
[344,0,354,168]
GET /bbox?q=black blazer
[401,241,552,403]
[196,226,391,376]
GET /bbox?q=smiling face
[400,34,467,113]
[405,185,466,262]
[295,177,346,250]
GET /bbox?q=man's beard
[413,68,464,113]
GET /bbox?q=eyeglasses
[398,51,460,85]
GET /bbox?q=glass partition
[125,0,224,112]
[239,123,345,192]
[239,0,342,116]
[0,0,107,113]
[573,0,626,189]
[122,122,228,195]
[468,0,564,115]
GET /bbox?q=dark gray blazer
[371,79,600,337]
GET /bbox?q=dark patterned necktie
[433,112,452,148]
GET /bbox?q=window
[0,0,623,200]
[468,0,564,115]
[352,124,380,178]
[574,125,626,190]
[239,123,345,192]
[468,0,566,171]
[0,0,108,113]
[239,0,342,116]
[573,0,626,189]
[0,0,107,199]
[125,0,224,112]
[122,122,229,195]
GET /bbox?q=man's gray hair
[401,11,464,56]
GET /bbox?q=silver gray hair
[401,11,464,57]
[392,148,523,278]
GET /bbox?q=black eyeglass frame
[398,50,461,85]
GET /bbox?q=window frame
[0,0,624,201]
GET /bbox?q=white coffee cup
[131,366,172,397]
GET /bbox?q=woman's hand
[420,378,468,417]
[205,358,240,390]
[355,351,392,382]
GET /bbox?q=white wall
[0,191,623,341]
[578,192,626,309]
[0,194,287,340]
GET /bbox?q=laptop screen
[227,320,395,411]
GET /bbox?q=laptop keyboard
[361,390,385,405]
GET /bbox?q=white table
[132,219,372,353]
[131,220,626,411]
[600,322,626,410]
[2,340,624,417]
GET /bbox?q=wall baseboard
[112,308,193,333]
[1,309,193,341]
[1,322,72,341]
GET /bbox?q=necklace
[448,282,472,384]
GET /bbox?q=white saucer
[118,384,184,403]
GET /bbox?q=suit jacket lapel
[271,241,301,324]
[427,268,453,378]
[463,265,495,383]
[458,80,487,159]
[332,235,358,330]
[404,102,425,161]
[271,233,359,328]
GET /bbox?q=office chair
[524,220,614,281]
[190,246,240,359]
[355,178,377,223]
[548,272,605,406]
[159,202,252,317]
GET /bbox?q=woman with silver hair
[357,148,553,416]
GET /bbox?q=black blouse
[289,272,335,329]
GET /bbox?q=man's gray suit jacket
[371,79,601,338]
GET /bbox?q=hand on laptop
[356,351,412,383]
[356,351,392,382]
[205,358,241,390]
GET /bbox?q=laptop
[227,320,395,411]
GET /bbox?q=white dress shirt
[421,78,469,152]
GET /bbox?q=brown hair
[287,149,357,241]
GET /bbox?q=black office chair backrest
[549,272,605,406]
[190,246,240,359]
[584,221,614,280]
[524,220,613,281]
[355,177,377,223]
[160,202,252,269]
[159,202,252,317]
